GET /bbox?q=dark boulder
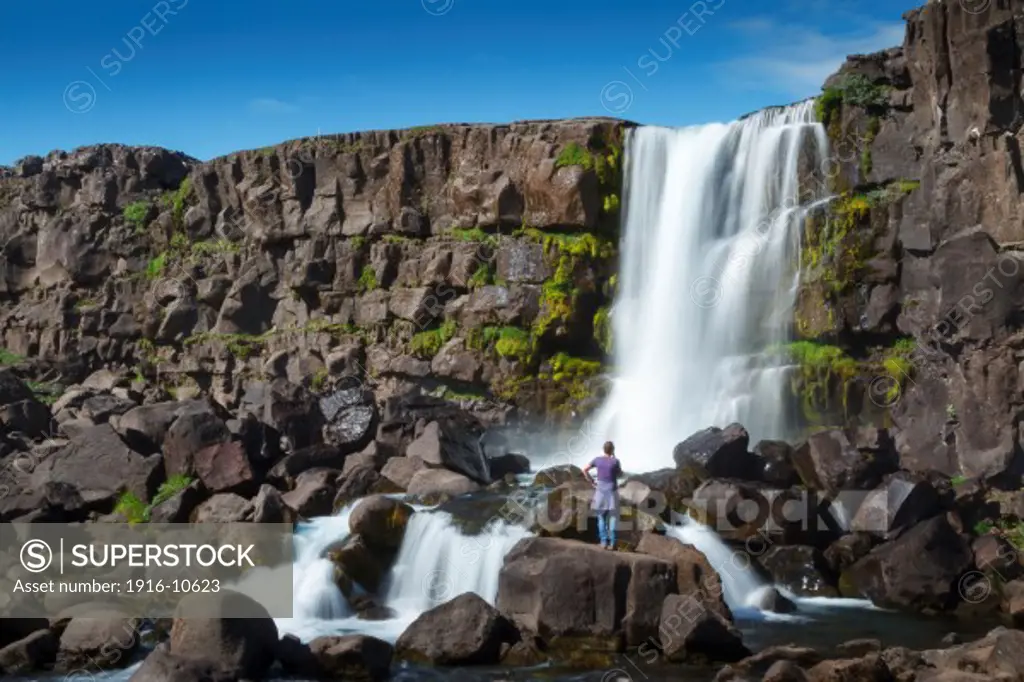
[634,532,731,620]
[752,440,800,487]
[406,417,491,484]
[395,592,519,665]
[673,423,758,480]
[55,612,140,671]
[282,469,340,518]
[659,594,750,663]
[307,635,393,681]
[162,411,231,479]
[849,472,942,539]
[192,440,257,495]
[791,429,897,494]
[757,545,839,598]
[267,444,347,489]
[843,515,973,611]
[348,495,414,550]
[496,537,676,653]
[169,591,278,679]
[0,629,58,674]
[113,400,209,455]
[320,387,378,454]
[129,644,237,682]
[30,424,160,509]
[489,452,531,479]
[148,481,206,523]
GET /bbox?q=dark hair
[603,441,615,455]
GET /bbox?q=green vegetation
[448,227,497,247]
[183,320,365,361]
[815,74,890,127]
[403,125,444,138]
[116,475,195,524]
[593,306,612,355]
[357,265,378,292]
[947,403,958,421]
[860,116,881,178]
[552,133,624,225]
[311,369,329,391]
[950,475,967,486]
[190,238,240,257]
[0,349,23,365]
[123,201,151,232]
[468,263,494,289]
[383,234,410,244]
[74,298,99,312]
[555,142,592,169]
[350,236,367,250]
[160,177,193,229]
[145,252,168,280]
[974,518,1024,550]
[774,341,859,418]
[493,327,531,361]
[526,231,616,338]
[27,381,61,405]
[410,320,458,358]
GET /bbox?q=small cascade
[666,518,771,613]
[275,505,358,640]
[383,510,532,617]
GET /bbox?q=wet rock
[659,594,750,663]
[395,592,519,665]
[634,532,731,620]
[758,545,839,598]
[496,537,676,653]
[0,618,51,649]
[626,467,703,521]
[348,495,414,550]
[489,452,531,479]
[750,587,798,614]
[169,591,279,679]
[823,533,876,577]
[753,440,801,488]
[320,387,377,454]
[532,464,587,487]
[844,515,973,612]
[806,654,891,682]
[129,645,237,682]
[761,660,808,682]
[673,423,758,481]
[307,634,393,681]
[329,534,396,593]
[0,629,58,674]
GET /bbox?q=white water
[276,505,531,643]
[596,101,830,472]
[384,511,532,615]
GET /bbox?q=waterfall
[383,511,532,617]
[666,518,771,613]
[596,102,830,472]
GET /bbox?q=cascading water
[383,511,531,617]
[595,101,830,472]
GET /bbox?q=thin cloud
[719,19,906,97]
[248,97,300,114]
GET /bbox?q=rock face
[0,120,626,429]
[496,537,676,653]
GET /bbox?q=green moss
[410,320,457,358]
[190,238,240,258]
[528,231,616,339]
[350,236,367,250]
[494,327,532,360]
[115,492,150,524]
[184,331,270,359]
[468,263,494,289]
[145,253,168,280]
[775,341,859,420]
[0,349,21,366]
[555,142,592,169]
[123,201,151,232]
[603,194,620,214]
[816,74,889,126]
[382,234,410,244]
[311,369,329,391]
[448,227,497,247]
[160,177,193,229]
[357,265,378,292]
[27,381,61,405]
[151,474,194,507]
[593,306,612,354]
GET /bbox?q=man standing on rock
[583,441,623,550]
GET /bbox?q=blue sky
[1,0,919,165]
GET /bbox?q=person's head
[603,441,615,457]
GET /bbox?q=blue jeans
[597,510,617,547]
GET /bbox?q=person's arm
[614,460,624,488]
[583,459,596,487]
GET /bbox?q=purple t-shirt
[590,456,622,490]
